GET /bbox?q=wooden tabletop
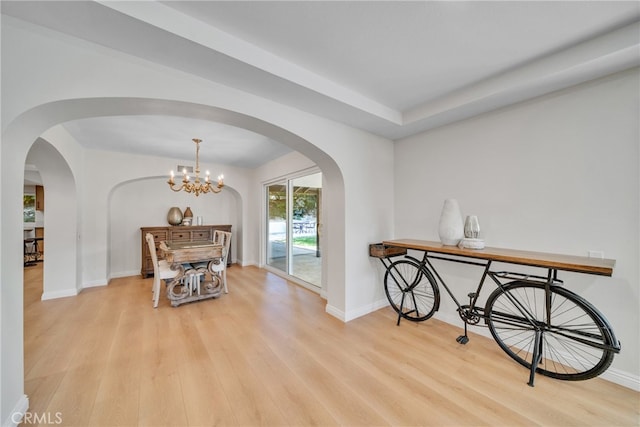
[382,239,615,276]
[163,240,219,250]
[160,240,223,264]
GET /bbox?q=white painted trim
[40,288,78,301]
[600,368,640,392]
[109,270,139,279]
[342,298,389,322]
[3,394,28,427]
[325,303,346,322]
[432,311,639,391]
[82,279,108,288]
[343,302,639,391]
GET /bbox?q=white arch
[26,138,79,300]
[1,97,346,421]
[107,175,243,277]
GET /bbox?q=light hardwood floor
[23,262,639,426]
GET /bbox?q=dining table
[159,240,225,307]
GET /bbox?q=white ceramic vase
[438,199,464,246]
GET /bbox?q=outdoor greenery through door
[266,172,321,288]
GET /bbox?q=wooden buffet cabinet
[140,225,232,278]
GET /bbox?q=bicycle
[371,240,621,386]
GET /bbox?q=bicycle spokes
[486,281,615,382]
[383,259,440,324]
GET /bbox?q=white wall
[76,147,251,287]
[1,15,394,423]
[26,139,79,300]
[393,68,640,387]
[109,177,240,278]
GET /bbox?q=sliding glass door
[266,182,287,271]
[265,172,321,288]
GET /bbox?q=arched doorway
[25,138,78,300]
[107,176,243,279]
[2,97,346,418]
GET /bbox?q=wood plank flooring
[23,263,639,426]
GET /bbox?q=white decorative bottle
[464,215,480,238]
[438,199,464,246]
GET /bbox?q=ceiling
[3,1,640,168]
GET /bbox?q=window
[24,194,36,223]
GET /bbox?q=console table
[140,225,231,277]
[372,239,619,386]
[381,239,615,275]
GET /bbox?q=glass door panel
[265,172,322,288]
[266,183,287,272]
[290,174,321,287]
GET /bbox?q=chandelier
[168,138,224,196]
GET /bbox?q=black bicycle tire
[383,258,440,322]
[485,281,615,381]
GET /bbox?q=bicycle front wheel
[485,281,615,381]
[384,259,439,322]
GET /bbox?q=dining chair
[145,233,179,308]
[191,230,231,293]
[212,230,232,293]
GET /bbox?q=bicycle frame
[380,249,621,386]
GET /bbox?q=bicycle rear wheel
[485,281,616,381]
[384,259,439,322]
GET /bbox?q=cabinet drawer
[192,230,211,240]
[151,231,168,241]
[170,230,190,241]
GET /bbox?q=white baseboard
[82,279,107,289]
[41,288,78,301]
[236,258,257,267]
[432,311,640,391]
[340,302,639,391]
[325,303,346,321]
[600,367,640,391]
[3,394,28,427]
[109,270,139,279]
[343,298,389,322]
[326,298,388,322]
